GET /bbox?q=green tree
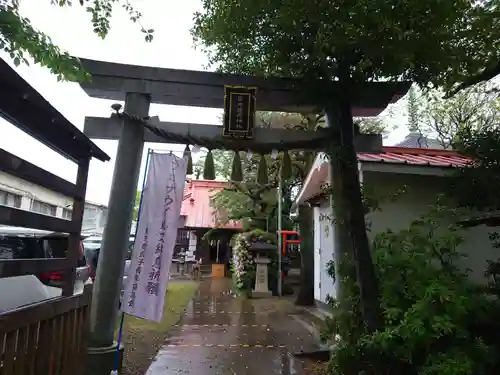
[420,84,500,148]
[450,127,500,212]
[192,0,498,331]
[407,85,422,132]
[197,112,391,305]
[193,149,233,180]
[195,139,303,234]
[446,0,500,95]
[132,190,141,221]
[0,0,153,80]
[354,117,393,138]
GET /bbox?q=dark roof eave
[0,58,110,163]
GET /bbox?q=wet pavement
[146,278,321,375]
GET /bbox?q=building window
[31,200,57,216]
[62,208,72,220]
[176,229,190,244]
[0,189,22,208]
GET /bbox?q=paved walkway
[145,278,320,375]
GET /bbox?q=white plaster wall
[362,171,496,284]
[319,200,336,302]
[313,206,321,301]
[311,169,497,289]
[0,173,108,228]
[0,171,72,215]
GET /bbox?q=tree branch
[447,60,500,97]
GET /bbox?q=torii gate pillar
[87,93,150,375]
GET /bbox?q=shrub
[327,206,499,375]
[231,229,277,297]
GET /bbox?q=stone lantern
[248,237,275,297]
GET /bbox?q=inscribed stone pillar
[252,255,272,297]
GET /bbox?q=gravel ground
[119,281,199,375]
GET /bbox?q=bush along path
[231,229,278,298]
[322,205,500,375]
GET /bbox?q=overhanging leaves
[0,0,154,80]
[192,0,498,90]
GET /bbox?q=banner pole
[112,148,153,375]
[277,171,283,297]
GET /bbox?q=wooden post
[63,157,90,297]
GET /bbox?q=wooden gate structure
[0,59,109,375]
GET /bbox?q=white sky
[0,0,409,205]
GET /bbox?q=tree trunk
[325,71,383,332]
[295,203,315,306]
[329,149,365,338]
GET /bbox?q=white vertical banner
[122,152,188,322]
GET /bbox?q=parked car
[83,235,135,288]
[0,227,91,290]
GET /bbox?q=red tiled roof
[359,147,472,167]
[296,147,473,205]
[180,179,243,230]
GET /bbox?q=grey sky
[0,0,408,205]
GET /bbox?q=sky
[0,0,410,205]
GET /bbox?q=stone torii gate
[78,58,410,374]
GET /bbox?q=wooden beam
[0,258,70,278]
[63,157,89,297]
[83,116,383,153]
[78,58,411,113]
[0,59,110,163]
[0,206,77,233]
[0,148,81,200]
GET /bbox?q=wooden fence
[0,58,110,375]
[0,284,92,375]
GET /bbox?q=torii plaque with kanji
[223,85,256,139]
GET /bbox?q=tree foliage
[407,85,421,132]
[199,149,296,232]
[197,113,392,231]
[195,110,393,229]
[193,0,498,90]
[194,112,311,230]
[418,84,500,148]
[192,0,499,329]
[0,0,153,80]
[322,200,500,375]
[354,117,393,138]
[449,127,500,212]
[132,189,141,221]
[340,210,495,375]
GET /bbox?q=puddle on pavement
[145,279,320,375]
